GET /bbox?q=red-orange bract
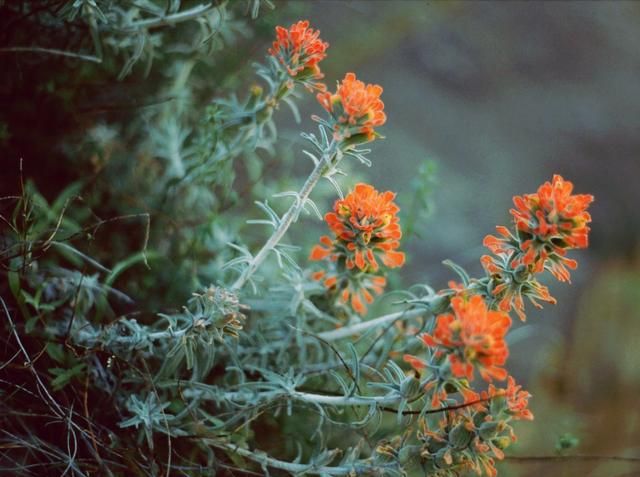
[481,175,594,320]
[310,183,404,315]
[311,270,386,315]
[483,376,534,422]
[310,183,404,271]
[317,72,386,143]
[510,174,593,281]
[415,295,511,382]
[269,20,328,90]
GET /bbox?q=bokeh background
[289,1,640,475]
[2,1,639,475]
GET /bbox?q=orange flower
[269,20,328,90]
[309,183,403,315]
[481,245,557,321]
[310,183,404,272]
[311,270,386,315]
[316,72,386,143]
[419,295,511,382]
[484,376,533,421]
[403,353,428,372]
[481,176,593,320]
[510,174,593,282]
[493,275,556,322]
[340,275,386,315]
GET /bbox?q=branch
[0,46,101,63]
[1,297,65,418]
[178,383,401,407]
[231,141,339,291]
[380,396,485,416]
[209,441,395,476]
[317,307,425,341]
[122,3,217,31]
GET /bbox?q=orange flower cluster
[311,270,386,315]
[481,175,594,320]
[415,385,528,477]
[317,72,386,144]
[481,228,557,321]
[484,376,533,422]
[310,183,404,314]
[510,174,593,281]
[269,20,328,91]
[408,295,511,382]
[311,183,404,270]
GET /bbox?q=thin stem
[122,3,217,31]
[292,390,398,406]
[1,298,113,469]
[0,46,101,63]
[317,307,425,341]
[1,297,64,418]
[177,383,400,407]
[132,305,421,344]
[231,141,339,291]
[210,442,394,475]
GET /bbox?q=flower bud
[494,436,512,450]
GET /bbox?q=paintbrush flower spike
[317,72,386,144]
[413,295,512,382]
[269,20,329,91]
[310,183,404,314]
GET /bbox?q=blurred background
[2,1,639,475]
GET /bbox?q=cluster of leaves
[1,4,593,477]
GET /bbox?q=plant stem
[123,3,218,31]
[0,46,101,63]
[292,389,399,406]
[317,307,425,341]
[130,305,421,344]
[176,382,401,407]
[210,442,395,476]
[231,142,338,291]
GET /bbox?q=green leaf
[105,251,161,288]
[49,363,86,391]
[442,259,471,287]
[46,343,66,364]
[25,315,39,334]
[8,269,20,298]
[51,180,84,216]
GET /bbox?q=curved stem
[0,46,101,63]
[231,141,338,291]
[123,3,218,31]
[317,307,425,341]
